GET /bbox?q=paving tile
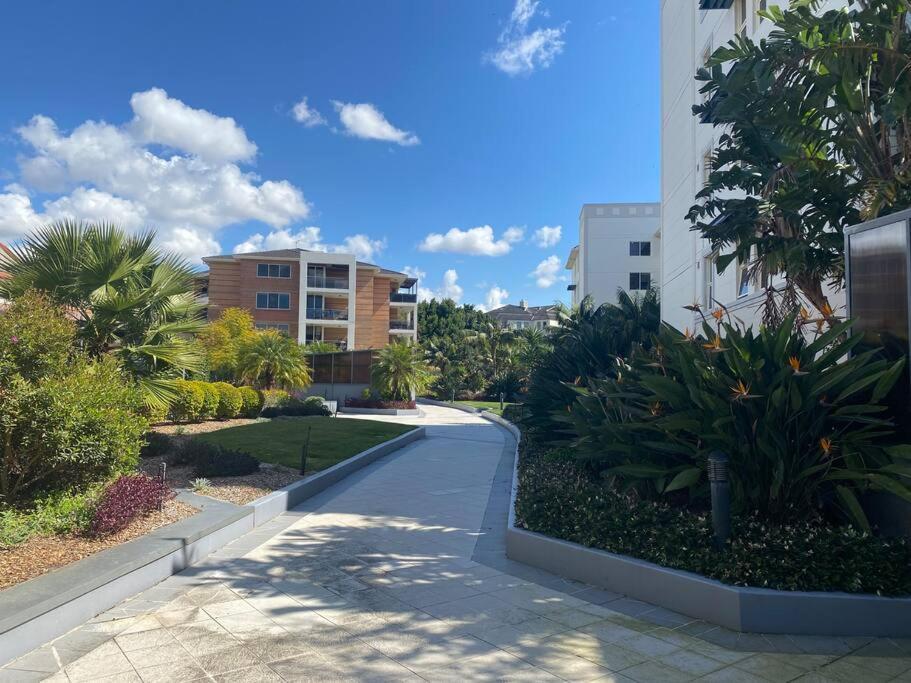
[0,670,50,682]
[64,641,134,682]
[701,666,770,683]
[734,653,808,681]
[656,649,728,676]
[114,628,176,653]
[212,664,284,682]
[134,661,208,682]
[622,660,695,682]
[124,641,191,669]
[193,647,261,675]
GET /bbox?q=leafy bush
[261,396,331,417]
[196,382,220,420]
[89,473,173,536]
[212,382,243,419]
[142,402,169,425]
[239,387,264,418]
[169,380,205,422]
[569,313,910,529]
[140,432,172,460]
[238,331,312,390]
[515,439,911,595]
[0,290,75,384]
[181,440,260,477]
[1,355,148,503]
[371,340,434,401]
[524,292,660,441]
[0,487,100,548]
[260,389,291,409]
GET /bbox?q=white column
[298,255,307,344]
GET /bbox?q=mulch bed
[145,418,303,505]
[0,498,197,590]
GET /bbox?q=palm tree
[238,331,312,390]
[371,340,434,401]
[0,220,205,407]
[464,319,515,379]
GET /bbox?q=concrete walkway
[3,405,910,682]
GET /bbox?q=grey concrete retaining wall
[497,413,911,637]
[0,426,426,666]
[338,407,422,416]
[245,427,425,526]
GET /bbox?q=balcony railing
[389,319,414,330]
[390,292,418,303]
[307,339,347,350]
[307,275,349,289]
[306,307,348,321]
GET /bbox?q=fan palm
[0,220,206,407]
[464,319,515,379]
[371,340,434,401]
[238,331,312,390]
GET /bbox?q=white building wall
[660,0,848,332]
[568,203,661,308]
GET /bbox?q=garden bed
[152,417,265,436]
[513,437,911,596]
[0,498,196,590]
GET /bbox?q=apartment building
[660,0,848,330]
[201,248,418,350]
[565,203,661,309]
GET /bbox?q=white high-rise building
[659,0,848,331]
[565,203,661,309]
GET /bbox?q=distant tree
[199,308,257,381]
[417,299,488,341]
[238,331,311,390]
[371,340,435,401]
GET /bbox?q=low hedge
[197,382,221,420]
[515,438,911,596]
[90,474,173,536]
[170,380,205,422]
[213,382,243,419]
[262,396,330,418]
[171,439,260,477]
[239,387,264,418]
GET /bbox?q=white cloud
[331,101,419,146]
[159,226,222,264]
[291,97,326,127]
[402,265,427,282]
[531,254,563,288]
[503,226,525,243]
[419,269,463,303]
[1,89,311,262]
[419,225,519,256]
[231,226,386,262]
[129,88,257,163]
[482,285,510,311]
[533,224,561,248]
[487,0,566,77]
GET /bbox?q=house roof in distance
[202,247,408,279]
[486,301,560,324]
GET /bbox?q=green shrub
[140,432,172,460]
[569,314,910,529]
[179,439,260,477]
[261,396,330,418]
[515,439,911,596]
[0,487,101,549]
[1,355,148,503]
[142,402,169,425]
[239,387,264,418]
[196,382,220,420]
[169,380,205,422]
[0,290,75,384]
[260,389,291,409]
[212,382,243,419]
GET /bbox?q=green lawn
[196,417,413,472]
[456,400,515,416]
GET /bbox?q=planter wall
[494,413,911,638]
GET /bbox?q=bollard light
[158,462,167,511]
[707,451,731,548]
[499,392,505,412]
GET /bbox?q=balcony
[306,307,348,321]
[698,0,732,8]
[390,292,417,304]
[307,275,349,290]
[389,319,414,331]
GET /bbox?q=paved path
[3,405,911,682]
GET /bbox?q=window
[737,259,751,298]
[256,292,290,309]
[629,272,651,291]
[255,322,289,334]
[734,0,748,34]
[700,39,713,103]
[629,241,652,256]
[256,263,291,278]
[703,254,716,308]
[306,325,323,342]
[702,147,714,187]
[306,294,323,310]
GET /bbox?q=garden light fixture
[707,451,731,548]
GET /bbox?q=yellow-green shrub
[239,387,264,418]
[196,382,220,420]
[213,382,243,419]
[169,380,205,422]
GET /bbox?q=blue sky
[0,0,659,309]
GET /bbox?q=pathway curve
[3,405,910,682]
